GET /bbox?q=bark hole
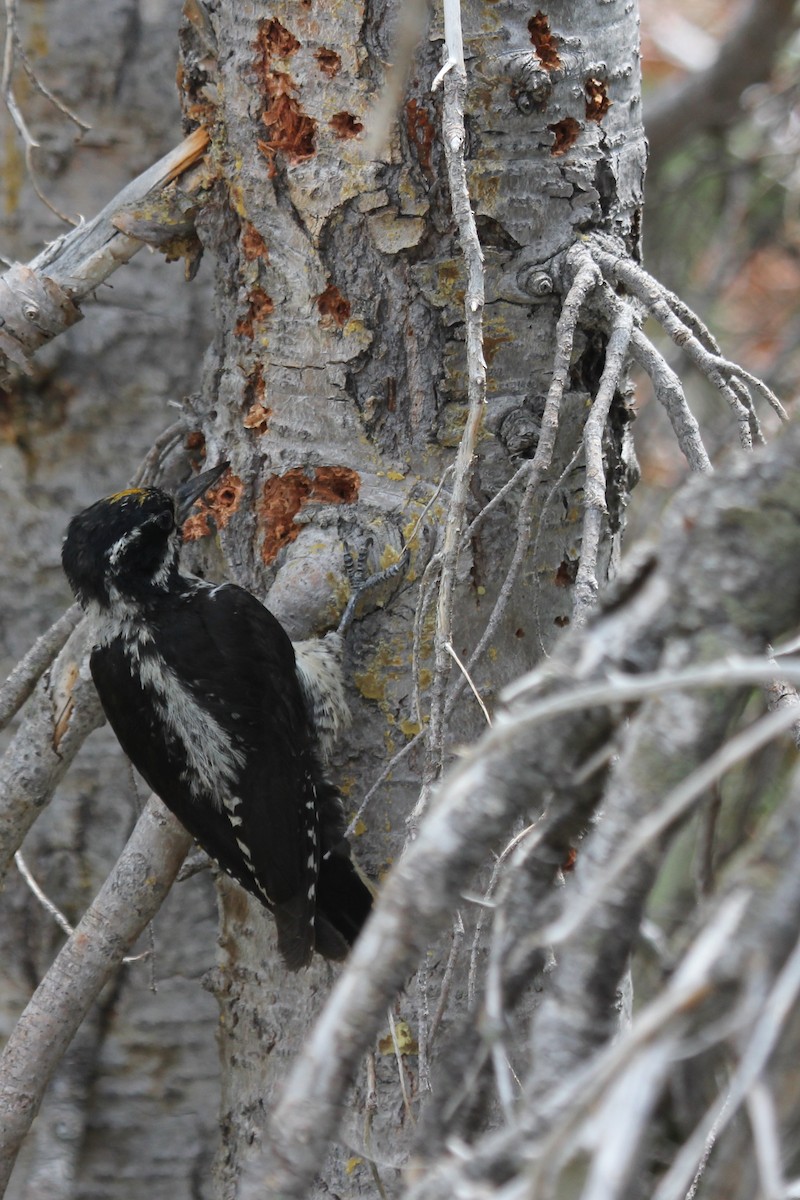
[183,471,243,540]
[241,224,269,261]
[316,283,351,327]
[315,48,341,77]
[528,12,562,72]
[548,117,581,156]
[406,99,435,174]
[329,112,364,139]
[254,18,300,65]
[235,287,274,339]
[585,77,611,122]
[257,73,317,174]
[259,467,360,563]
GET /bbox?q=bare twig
[0,604,82,732]
[573,307,634,625]
[593,240,787,436]
[533,700,800,954]
[653,926,800,1200]
[448,244,602,697]
[444,641,491,726]
[14,850,73,938]
[0,796,192,1193]
[387,1008,416,1124]
[628,326,713,472]
[423,13,486,805]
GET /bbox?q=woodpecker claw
[337,539,410,638]
[342,537,374,591]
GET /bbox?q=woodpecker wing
[90,582,322,968]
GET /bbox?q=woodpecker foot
[337,537,410,638]
[176,847,212,883]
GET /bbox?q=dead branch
[423,6,487,804]
[248,424,800,1199]
[0,796,192,1194]
[0,621,103,881]
[572,307,634,625]
[0,127,210,382]
[0,603,81,732]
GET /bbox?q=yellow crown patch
[107,488,148,504]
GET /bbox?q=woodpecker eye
[156,509,174,531]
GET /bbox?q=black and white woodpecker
[61,464,373,970]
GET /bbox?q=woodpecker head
[62,463,228,610]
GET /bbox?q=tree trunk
[176,0,643,1193]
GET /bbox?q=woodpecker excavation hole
[260,467,360,564]
[241,223,269,261]
[585,77,611,122]
[406,98,435,174]
[258,72,317,174]
[243,370,271,432]
[330,111,363,139]
[548,117,581,156]
[253,17,300,69]
[235,287,274,339]
[182,470,243,541]
[554,558,578,587]
[316,283,351,328]
[243,402,272,433]
[528,12,561,71]
[315,47,341,77]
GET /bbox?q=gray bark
[176,0,645,1195]
[0,1,794,1199]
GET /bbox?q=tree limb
[248,421,800,1198]
[0,795,192,1194]
[0,126,210,382]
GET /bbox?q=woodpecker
[61,464,373,969]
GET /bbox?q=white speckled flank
[90,603,245,806]
[294,634,351,762]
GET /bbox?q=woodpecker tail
[314,837,375,961]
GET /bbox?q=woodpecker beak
[175,462,230,522]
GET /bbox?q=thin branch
[255,653,800,1198]
[463,457,530,542]
[14,850,73,938]
[594,240,787,434]
[746,1083,785,1200]
[448,244,602,696]
[387,1008,416,1124]
[444,641,491,726]
[532,700,800,954]
[573,308,634,625]
[423,22,486,802]
[15,41,90,132]
[653,926,800,1200]
[531,445,584,656]
[0,797,192,1194]
[14,849,153,966]
[0,604,81,732]
[628,326,713,472]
